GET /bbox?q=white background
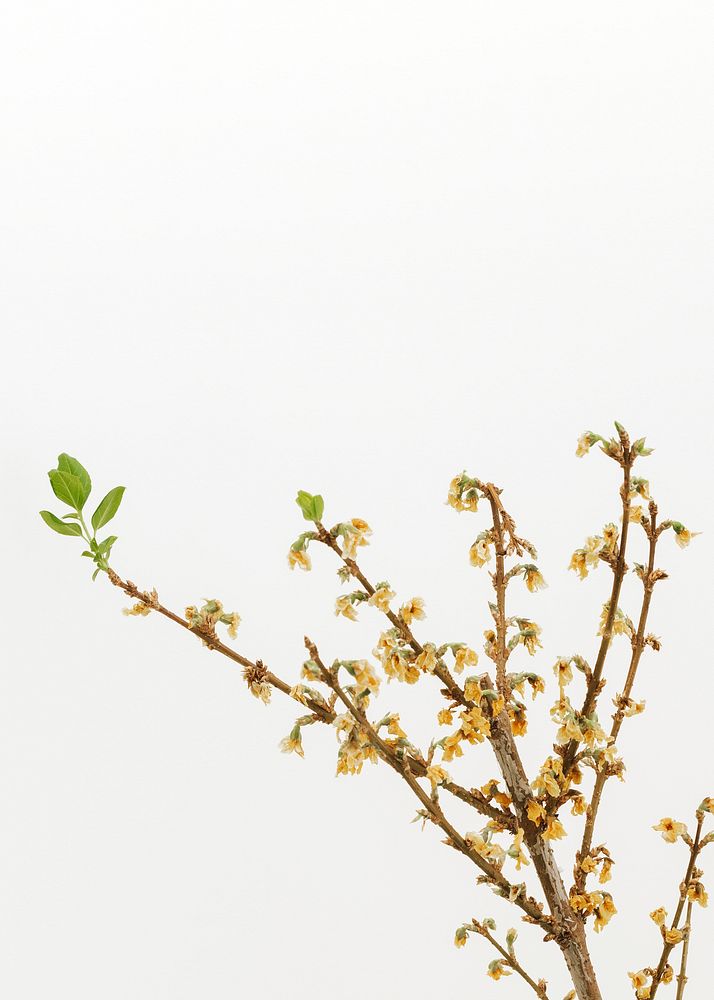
[1,3,713,998]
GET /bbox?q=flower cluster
[569,889,617,932]
[185,598,241,640]
[447,473,483,512]
[568,523,619,580]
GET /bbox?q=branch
[304,638,551,931]
[649,814,705,999]
[560,432,633,778]
[675,900,693,1000]
[314,497,603,998]
[105,569,512,829]
[470,919,551,998]
[573,503,662,891]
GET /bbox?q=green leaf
[96,535,118,556]
[296,490,324,523]
[62,512,81,520]
[48,469,86,510]
[91,486,125,531]
[39,510,83,536]
[57,454,91,507]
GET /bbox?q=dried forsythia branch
[40,425,710,1000]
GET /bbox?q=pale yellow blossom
[453,645,478,674]
[288,548,311,571]
[653,817,688,844]
[426,764,450,790]
[368,585,395,613]
[401,597,426,625]
[335,595,358,621]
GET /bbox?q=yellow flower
[527,799,546,826]
[620,696,646,717]
[225,611,241,639]
[571,795,587,816]
[460,705,491,741]
[518,621,542,656]
[387,714,407,738]
[594,893,617,932]
[368,585,395,613]
[465,831,506,865]
[454,926,468,948]
[508,828,530,869]
[602,523,619,554]
[288,548,311,571]
[556,715,583,744]
[628,505,644,524]
[342,518,372,557]
[335,595,358,621]
[569,550,588,580]
[415,644,438,673]
[289,684,309,705]
[437,708,453,726]
[553,657,573,688]
[509,704,528,737]
[248,680,272,704]
[599,858,613,884]
[401,597,426,625]
[544,816,566,841]
[470,534,492,568]
[687,882,708,907]
[629,971,650,990]
[453,645,478,674]
[464,677,481,702]
[528,675,546,699]
[441,733,464,762]
[352,660,380,696]
[301,659,321,682]
[653,817,688,843]
[124,602,151,617]
[598,602,633,638]
[649,907,667,926]
[524,565,547,593]
[487,960,512,980]
[672,523,700,549]
[576,432,595,457]
[426,764,450,790]
[664,926,684,945]
[447,476,466,511]
[279,727,304,758]
[580,856,597,874]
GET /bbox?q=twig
[472,920,550,998]
[649,815,704,999]
[561,435,633,778]
[675,900,693,1000]
[573,504,661,890]
[105,569,513,829]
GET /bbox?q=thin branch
[649,815,704,999]
[675,900,693,1000]
[561,437,633,778]
[471,920,550,999]
[105,569,513,829]
[573,504,660,890]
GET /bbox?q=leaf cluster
[40,453,125,579]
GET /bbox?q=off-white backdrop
[1,3,713,998]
